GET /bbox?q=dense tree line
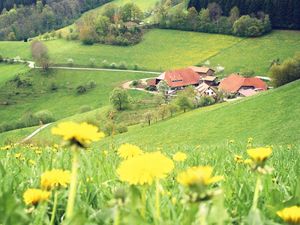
[188,0,300,29]
[156,1,271,37]
[271,54,300,87]
[77,3,143,46]
[0,0,112,41]
[0,0,36,12]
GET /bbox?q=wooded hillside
[188,0,300,29]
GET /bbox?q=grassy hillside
[1,30,300,75]
[0,64,28,84]
[0,69,153,123]
[98,80,300,148]
[58,0,159,36]
[209,30,300,75]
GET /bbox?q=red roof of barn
[219,74,267,93]
[161,68,200,88]
[147,79,156,86]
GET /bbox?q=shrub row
[0,110,55,133]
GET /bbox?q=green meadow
[0,63,29,84]
[0,68,153,123]
[1,29,300,75]
[30,80,300,147]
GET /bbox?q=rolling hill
[0,30,300,75]
[97,80,300,148]
[0,68,153,123]
[15,79,299,148]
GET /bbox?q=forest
[188,0,300,29]
[0,0,112,41]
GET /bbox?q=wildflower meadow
[0,122,299,225]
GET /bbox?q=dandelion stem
[141,187,146,218]
[113,205,120,225]
[155,179,161,221]
[198,203,208,225]
[50,191,58,225]
[252,175,262,210]
[66,147,79,219]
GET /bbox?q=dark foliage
[188,0,300,29]
[0,0,112,41]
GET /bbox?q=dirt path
[19,123,51,144]
[122,78,160,95]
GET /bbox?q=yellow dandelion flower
[41,169,71,190]
[248,137,253,143]
[23,188,50,205]
[117,144,143,159]
[15,153,22,159]
[51,122,105,147]
[29,160,36,166]
[244,159,253,165]
[35,150,42,154]
[234,155,243,163]
[173,152,187,162]
[1,145,12,151]
[277,206,300,224]
[117,151,174,185]
[177,166,223,187]
[247,147,272,163]
[103,150,108,156]
[171,197,177,205]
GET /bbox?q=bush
[87,80,97,89]
[116,123,128,134]
[79,105,92,113]
[67,58,74,66]
[132,80,139,87]
[110,63,117,69]
[198,96,216,107]
[271,54,300,87]
[20,112,40,127]
[49,82,58,91]
[34,110,55,124]
[145,86,157,91]
[76,85,87,94]
[133,64,139,70]
[119,62,127,70]
[103,121,115,136]
[90,58,96,67]
[233,15,269,37]
[0,122,15,133]
[102,60,109,68]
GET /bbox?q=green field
[98,80,300,148]
[0,68,153,123]
[1,29,300,75]
[0,64,28,84]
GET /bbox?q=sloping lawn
[99,80,300,147]
[0,69,153,122]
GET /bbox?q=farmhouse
[156,68,200,90]
[196,82,218,97]
[189,66,215,77]
[219,74,267,95]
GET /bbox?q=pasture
[0,68,153,123]
[0,30,300,76]
[0,129,298,225]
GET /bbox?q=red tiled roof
[219,74,267,93]
[163,68,200,88]
[147,79,156,86]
